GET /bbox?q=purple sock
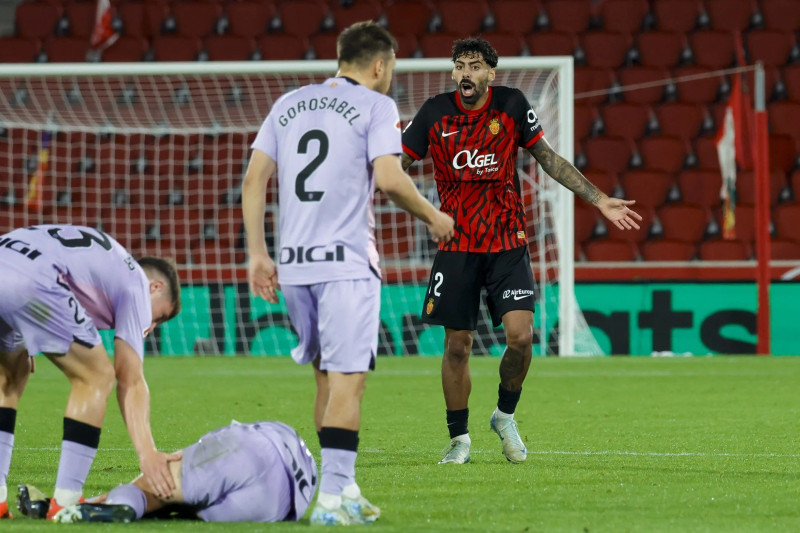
[0,431,13,489]
[55,440,97,493]
[320,448,357,496]
[107,484,147,519]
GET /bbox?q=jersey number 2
[295,130,328,202]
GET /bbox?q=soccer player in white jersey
[0,224,181,520]
[243,21,454,526]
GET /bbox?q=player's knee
[505,327,533,353]
[444,333,473,360]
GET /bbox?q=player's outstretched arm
[529,138,642,231]
[113,339,181,500]
[374,154,454,242]
[242,149,279,303]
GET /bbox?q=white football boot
[438,436,471,464]
[490,409,527,463]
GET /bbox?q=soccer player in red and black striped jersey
[402,37,641,465]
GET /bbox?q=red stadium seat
[746,30,796,67]
[489,0,541,38]
[543,0,591,35]
[277,0,330,39]
[773,203,800,240]
[653,0,701,32]
[257,34,308,60]
[44,37,90,62]
[45,206,101,229]
[172,2,222,38]
[103,207,149,250]
[582,169,618,196]
[384,1,434,37]
[638,135,689,173]
[761,0,800,32]
[157,206,206,248]
[658,202,708,242]
[641,239,696,261]
[394,33,419,59]
[584,136,634,174]
[574,202,598,243]
[769,102,800,140]
[693,136,720,170]
[673,66,722,104]
[64,1,96,38]
[101,36,148,62]
[600,103,651,142]
[152,36,202,61]
[705,0,757,31]
[699,239,751,260]
[596,0,649,33]
[784,65,800,103]
[713,203,755,243]
[618,67,670,104]
[574,103,597,141]
[690,30,736,69]
[0,206,43,234]
[477,32,524,57]
[769,134,798,173]
[584,239,639,261]
[636,31,686,68]
[655,103,705,142]
[436,0,490,34]
[310,33,338,60]
[574,67,616,106]
[580,31,632,69]
[527,31,577,57]
[0,37,41,63]
[203,35,255,61]
[419,33,461,58]
[332,1,382,31]
[15,2,61,39]
[226,1,274,38]
[377,211,414,260]
[606,206,654,242]
[117,2,145,37]
[770,238,800,259]
[619,170,673,209]
[677,169,722,209]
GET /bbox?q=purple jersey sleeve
[367,96,402,163]
[251,104,280,159]
[112,283,151,360]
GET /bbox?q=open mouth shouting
[460,80,475,99]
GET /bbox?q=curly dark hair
[451,37,499,68]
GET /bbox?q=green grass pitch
[6,356,799,532]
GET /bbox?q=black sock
[63,417,101,448]
[318,427,359,452]
[446,408,469,439]
[0,408,16,434]
[497,384,522,415]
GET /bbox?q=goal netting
[0,59,602,356]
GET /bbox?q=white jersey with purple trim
[251,76,402,285]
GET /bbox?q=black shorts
[420,246,536,330]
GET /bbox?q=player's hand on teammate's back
[248,253,279,303]
[427,211,455,243]
[597,198,643,231]
[139,449,181,500]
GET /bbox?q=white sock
[342,482,361,499]
[453,433,471,444]
[53,488,82,507]
[317,491,342,510]
[0,484,6,503]
[494,408,514,420]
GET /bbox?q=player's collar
[455,86,493,115]
[340,76,360,86]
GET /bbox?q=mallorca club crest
[489,117,501,135]
[426,298,435,315]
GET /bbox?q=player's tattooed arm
[401,153,416,171]
[529,138,603,205]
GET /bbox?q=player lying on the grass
[20,420,321,524]
[401,37,642,465]
[0,224,181,519]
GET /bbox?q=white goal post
[0,57,602,356]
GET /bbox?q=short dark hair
[138,256,181,321]
[337,21,398,67]
[452,37,499,68]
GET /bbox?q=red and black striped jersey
[402,86,545,253]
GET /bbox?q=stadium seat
[309,33,338,60]
[489,0,541,38]
[653,0,701,32]
[526,31,577,57]
[226,1,274,38]
[641,239,696,261]
[770,238,800,259]
[658,203,708,243]
[705,0,757,31]
[606,206,654,243]
[257,34,308,60]
[384,1,434,37]
[172,2,222,38]
[393,33,419,59]
[157,206,206,248]
[582,169,618,196]
[543,0,591,35]
[377,211,414,260]
[574,67,617,106]
[0,37,41,63]
[761,0,800,32]
[477,32,524,57]
[769,134,798,173]
[636,31,687,68]
[773,204,800,240]
[654,103,705,142]
[784,65,800,103]
[574,103,597,141]
[596,0,650,33]
[677,169,722,209]
[277,0,331,39]
[138,239,193,265]
[618,67,670,104]
[47,205,101,229]
[436,0,490,34]
[712,203,755,243]
[580,31,632,69]
[117,2,145,38]
[0,205,43,234]
[673,66,722,104]
[43,37,90,62]
[574,202,598,243]
[638,135,689,173]
[699,239,751,260]
[64,1,96,38]
[101,36,149,62]
[15,2,61,39]
[690,30,736,69]
[584,239,639,261]
[692,136,720,170]
[152,36,202,61]
[746,30,797,67]
[331,1,381,31]
[619,170,673,209]
[600,102,651,142]
[203,35,255,61]
[103,207,149,250]
[769,102,800,140]
[419,33,461,58]
[584,136,634,174]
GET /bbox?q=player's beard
[459,79,487,105]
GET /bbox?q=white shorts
[281,278,380,373]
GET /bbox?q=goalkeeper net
[0,59,602,356]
